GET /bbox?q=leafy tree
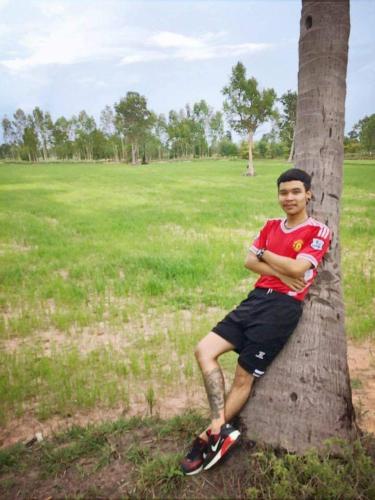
[278,90,297,162]
[1,116,17,159]
[12,109,28,155]
[222,62,277,175]
[115,92,154,165]
[153,114,169,161]
[218,137,238,157]
[22,120,39,161]
[358,114,375,153]
[32,107,53,160]
[100,105,119,161]
[71,111,96,160]
[52,117,73,159]
[192,100,211,157]
[209,111,225,155]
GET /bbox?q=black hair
[277,168,311,191]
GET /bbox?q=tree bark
[246,130,255,176]
[241,0,356,453]
[131,143,136,165]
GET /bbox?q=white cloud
[120,33,272,65]
[0,0,9,10]
[0,2,272,73]
[151,31,204,49]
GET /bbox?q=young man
[181,168,331,475]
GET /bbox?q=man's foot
[180,431,210,476]
[203,423,240,471]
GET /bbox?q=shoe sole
[182,464,204,476]
[203,430,240,470]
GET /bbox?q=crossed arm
[244,250,312,292]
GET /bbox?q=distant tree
[357,114,375,153]
[153,114,169,161]
[12,109,28,156]
[115,92,154,165]
[192,100,211,157]
[100,105,119,161]
[22,119,38,161]
[218,137,238,157]
[1,116,16,159]
[52,117,73,159]
[222,62,277,175]
[32,107,53,160]
[0,143,11,159]
[209,111,225,155]
[278,90,297,162]
[71,111,96,160]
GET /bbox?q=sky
[0,0,374,141]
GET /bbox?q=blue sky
[0,0,374,141]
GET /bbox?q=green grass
[0,159,374,424]
[0,413,374,499]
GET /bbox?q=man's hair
[277,168,311,191]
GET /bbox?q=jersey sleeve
[296,225,331,268]
[249,221,270,254]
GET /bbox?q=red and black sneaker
[180,431,210,476]
[203,423,240,470]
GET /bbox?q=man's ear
[306,189,312,202]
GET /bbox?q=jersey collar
[280,217,311,233]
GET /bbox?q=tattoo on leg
[203,368,225,419]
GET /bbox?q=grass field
[0,159,374,426]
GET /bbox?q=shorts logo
[292,239,304,252]
[311,238,324,250]
[255,351,266,359]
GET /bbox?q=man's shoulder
[264,217,284,227]
[306,217,330,238]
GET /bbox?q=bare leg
[224,363,254,422]
[194,332,235,435]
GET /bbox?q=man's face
[278,180,311,216]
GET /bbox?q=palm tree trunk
[241,0,356,453]
[246,130,255,176]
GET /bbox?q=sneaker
[180,431,210,476]
[203,423,240,471]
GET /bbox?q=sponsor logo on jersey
[292,239,304,252]
[311,238,324,250]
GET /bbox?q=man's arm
[245,252,306,292]
[261,250,312,278]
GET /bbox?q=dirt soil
[0,341,374,500]
[1,340,374,449]
[347,339,375,434]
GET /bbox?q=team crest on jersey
[292,239,304,252]
[311,238,324,250]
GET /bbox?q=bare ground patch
[348,339,375,434]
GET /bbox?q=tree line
[1,61,373,165]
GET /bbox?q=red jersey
[250,217,331,301]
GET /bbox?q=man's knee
[194,331,235,367]
[233,366,254,389]
[194,339,215,364]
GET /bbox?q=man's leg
[224,363,254,422]
[196,361,254,440]
[194,331,235,435]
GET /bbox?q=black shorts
[212,287,302,378]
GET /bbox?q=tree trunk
[288,129,295,163]
[131,143,136,165]
[246,131,255,176]
[241,0,356,454]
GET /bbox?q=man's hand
[277,273,306,292]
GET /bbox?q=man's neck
[285,211,309,228]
